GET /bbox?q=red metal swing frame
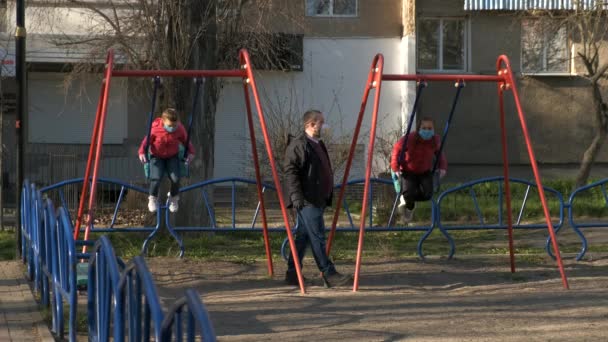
[74,49,309,294]
[325,54,570,292]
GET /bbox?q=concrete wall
[213,37,403,178]
[242,0,402,37]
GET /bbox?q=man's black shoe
[322,271,353,288]
[284,271,312,286]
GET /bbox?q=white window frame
[520,18,571,76]
[416,17,470,73]
[305,0,358,18]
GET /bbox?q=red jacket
[390,132,447,174]
[138,118,195,159]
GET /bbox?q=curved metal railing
[433,177,565,259]
[160,289,216,342]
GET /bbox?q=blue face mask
[164,124,177,133]
[418,129,434,141]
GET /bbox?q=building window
[306,0,357,17]
[417,18,467,71]
[521,19,569,74]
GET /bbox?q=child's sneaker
[398,195,406,207]
[403,207,415,223]
[167,192,179,213]
[148,196,158,212]
[397,195,407,222]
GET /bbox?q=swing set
[72,48,311,293]
[325,53,569,292]
[73,49,568,295]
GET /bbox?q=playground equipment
[326,54,570,291]
[142,77,202,179]
[21,182,216,342]
[49,50,571,294]
[71,48,310,293]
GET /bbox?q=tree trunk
[176,0,218,227]
[575,81,608,188]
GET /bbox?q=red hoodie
[138,118,195,159]
[390,132,447,175]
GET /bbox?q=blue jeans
[149,156,180,197]
[287,206,336,275]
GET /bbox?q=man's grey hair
[302,109,323,127]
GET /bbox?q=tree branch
[592,62,608,83]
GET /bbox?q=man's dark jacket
[283,133,333,208]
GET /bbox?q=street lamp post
[15,0,25,258]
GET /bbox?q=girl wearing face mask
[138,108,195,213]
[390,116,447,223]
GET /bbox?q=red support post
[241,62,274,278]
[239,49,306,293]
[82,50,115,245]
[326,56,379,257]
[353,55,384,292]
[73,64,108,240]
[497,79,516,273]
[496,55,569,289]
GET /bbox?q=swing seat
[76,262,88,290]
[143,144,189,179]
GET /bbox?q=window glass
[418,19,440,70]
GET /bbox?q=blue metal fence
[433,177,566,259]
[39,176,608,261]
[118,256,165,341]
[87,236,122,342]
[20,174,608,339]
[567,178,608,260]
[21,181,217,342]
[161,289,217,342]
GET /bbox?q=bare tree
[524,3,608,187]
[373,116,402,177]
[34,0,300,224]
[246,80,355,184]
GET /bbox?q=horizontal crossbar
[112,70,247,78]
[382,74,506,82]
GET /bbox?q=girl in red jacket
[390,116,447,223]
[139,108,195,213]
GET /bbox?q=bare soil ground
[147,254,608,341]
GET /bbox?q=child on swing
[390,116,447,223]
[138,108,195,213]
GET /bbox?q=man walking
[283,109,352,288]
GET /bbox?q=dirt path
[148,255,608,341]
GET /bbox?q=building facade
[2,0,606,200]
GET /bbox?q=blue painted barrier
[433,177,565,259]
[161,289,216,342]
[118,256,165,341]
[566,178,608,260]
[25,174,608,339]
[87,236,122,342]
[53,206,79,341]
[40,176,575,260]
[23,181,217,341]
